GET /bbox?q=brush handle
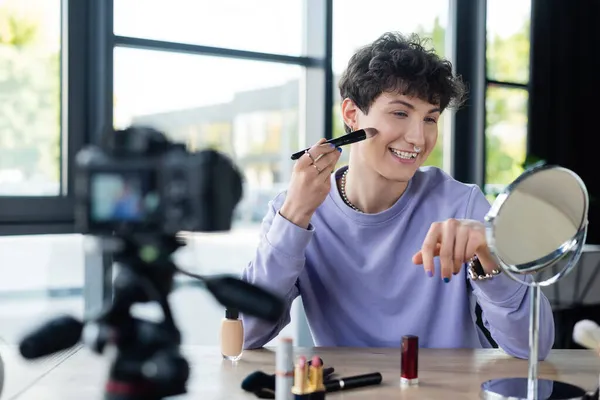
[325,372,382,392]
[290,130,367,160]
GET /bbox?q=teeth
[390,148,417,159]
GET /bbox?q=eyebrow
[388,99,441,114]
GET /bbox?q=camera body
[74,126,243,236]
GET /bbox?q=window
[113,0,304,56]
[0,0,61,196]
[0,0,85,347]
[332,0,450,170]
[0,234,84,344]
[0,0,78,229]
[113,48,303,233]
[484,0,531,200]
[111,0,322,345]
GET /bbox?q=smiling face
[342,91,441,182]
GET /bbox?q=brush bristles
[363,127,378,138]
[573,319,600,350]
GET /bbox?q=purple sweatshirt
[241,166,555,360]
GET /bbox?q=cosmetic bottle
[220,308,244,361]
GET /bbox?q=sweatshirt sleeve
[465,186,555,360]
[240,192,315,349]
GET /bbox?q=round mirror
[481,164,590,400]
[485,164,589,287]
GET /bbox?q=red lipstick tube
[401,335,418,386]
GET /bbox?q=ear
[341,98,359,130]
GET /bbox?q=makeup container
[219,308,243,361]
[276,337,294,400]
[401,335,418,386]
[291,355,326,399]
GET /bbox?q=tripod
[82,235,189,400]
[19,233,284,399]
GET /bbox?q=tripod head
[18,126,286,399]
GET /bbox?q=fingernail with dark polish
[337,147,342,153]
[329,143,336,148]
[427,270,433,277]
[443,277,450,283]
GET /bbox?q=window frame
[0,0,522,232]
[447,0,487,187]
[0,0,532,347]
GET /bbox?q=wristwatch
[467,256,501,280]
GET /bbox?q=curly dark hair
[338,32,467,133]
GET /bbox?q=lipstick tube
[401,335,418,386]
[292,356,308,398]
[308,356,326,399]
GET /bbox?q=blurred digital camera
[74,126,243,236]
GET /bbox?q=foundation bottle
[220,308,244,361]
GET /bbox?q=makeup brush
[290,128,377,160]
[573,320,600,400]
[573,320,600,352]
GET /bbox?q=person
[240,32,555,360]
[111,181,141,221]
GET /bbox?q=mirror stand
[528,284,542,398]
[481,230,589,400]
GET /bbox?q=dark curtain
[528,0,600,245]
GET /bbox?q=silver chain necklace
[340,169,363,213]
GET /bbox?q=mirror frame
[484,163,589,286]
